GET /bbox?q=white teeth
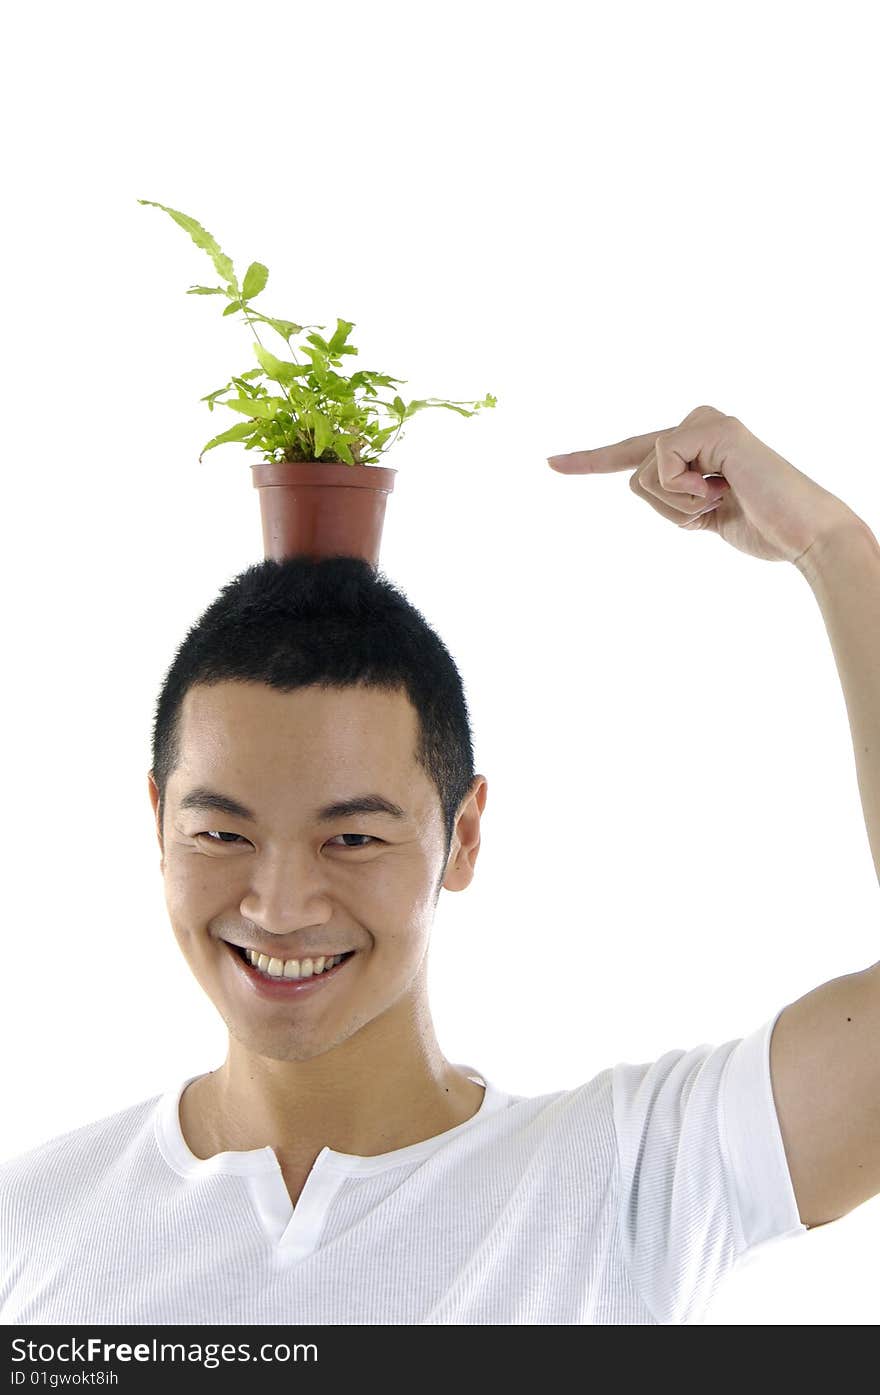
[245,949,343,980]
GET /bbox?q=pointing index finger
[547,428,669,474]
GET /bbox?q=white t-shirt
[0,1009,808,1325]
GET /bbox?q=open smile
[224,940,357,999]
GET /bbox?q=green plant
[138,200,497,466]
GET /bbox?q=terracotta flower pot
[251,461,397,569]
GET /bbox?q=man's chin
[224,1021,363,1065]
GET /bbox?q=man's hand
[547,404,862,566]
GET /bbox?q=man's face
[147,681,486,1066]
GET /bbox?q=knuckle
[628,470,642,493]
[684,404,722,422]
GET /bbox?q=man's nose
[239,847,335,930]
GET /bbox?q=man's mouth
[224,941,357,996]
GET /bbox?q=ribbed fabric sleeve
[612,1007,808,1323]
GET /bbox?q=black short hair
[150,557,478,871]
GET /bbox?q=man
[2,405,877,1325]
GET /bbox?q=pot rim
[251,460,396,491]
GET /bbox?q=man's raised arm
[769,516,880,1228]
[548,404,880,1232]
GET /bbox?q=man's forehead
[170,683,433,821]
[182,680,417,732]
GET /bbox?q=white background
[2,0,879,1324]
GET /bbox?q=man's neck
[178,1037,485,1175]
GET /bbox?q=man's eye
[195,831,378,848]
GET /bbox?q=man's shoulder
[0,1086,165,1214]
[470,1064,617,1158]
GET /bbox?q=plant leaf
[256,314,305,342]
[223,396,285,420]
[242,262,269,301]
[137,199,237,289]
[305,331,331,354]
[185,285,227,296]
[198,420,259,461]
[369,425,398,450]
[426,402,474,417]
[310,410,335,458]
[405,395,498,420]
[347,371,374,391]
[199,384,235,407]
[327,318,355,354]
[230,375,260,395]
[253,341,302,386]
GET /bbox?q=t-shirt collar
[154,1066,508,1178]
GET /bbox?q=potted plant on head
[138,200,497,568]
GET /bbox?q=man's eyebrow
[176,786,409,824]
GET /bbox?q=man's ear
[442,775,488,893]
[147,771,164,866]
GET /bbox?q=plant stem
[238,300,312,457]
[387,411,406,453]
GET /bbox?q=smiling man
[2,406,880,1326]
[157,678,488,1209]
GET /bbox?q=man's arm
[770,516,880,1229]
